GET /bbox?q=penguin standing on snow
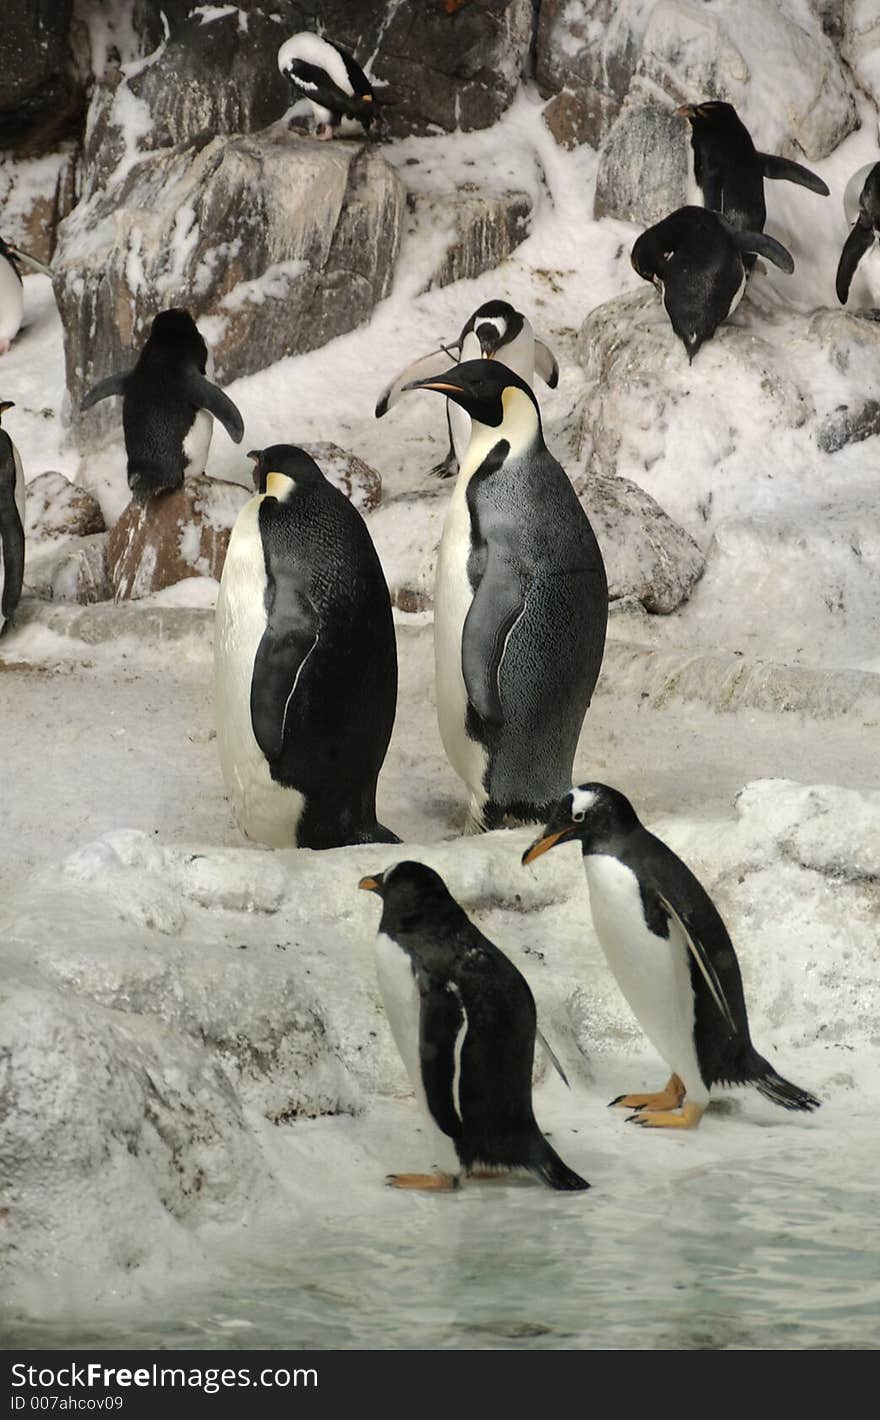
[836,162,880,307]
[277,33,380,140]
[0,235,51,355]
[400,360,607,832]
[0,401,25,635]
[359,860,589,1192]
[523,783,821,1130]
[80,309,244,503]
[375,300,559,478]
[631,206,795,362]
[215,444,399,850]
[677,99,829,254]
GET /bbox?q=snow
[0,55,879,1351]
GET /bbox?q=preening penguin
[80,309,244,503]
[375,300,559,478]
[836,162,880,307]
[0,235,51,355]
[277,33,380,140]
[523,784,821,1130]
[0,401,25,636]
[678,99,829,247]
[214,444,399,850]
[631,206,795,362]
[401,360,607,832]
[358,861,589,1192]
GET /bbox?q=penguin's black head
[145,308,207,364]
[358,861,467,939]
[522,784,641,864]
[461,299,523,358]
[403,358,540,431]
[676,100,752,148]
[248,445,326,494]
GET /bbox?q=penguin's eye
[572,810,585,823]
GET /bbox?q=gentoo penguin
[631,206,795,362]
[0,236,51,355]
[359,860,589,1191]
[523,784,821,1130]
[277,33,379,140]
[375,300,560,478]
[0,401,25,636]
[80,309,244,503]
[214,444,399,850]
[678,99,829,254]
[401,360,607,831]
[836,162,880,307]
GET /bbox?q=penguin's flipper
[0,483,25,626]
[657,891,738,1037]
[375,346,459,418]
[249,557,319,763]
[731,228,795,275]
[461,550,525,728]
[419,980,465,1142]
[759,153,830,196]
[80,371,130,410]
[536,1028,570,1088]
[836,220,876,304]
[187,373,244,444]
[284,59,376,120]
[534,339,559,389]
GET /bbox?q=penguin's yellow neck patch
[460,386,540,480]
[265,472,296,500]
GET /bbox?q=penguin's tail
[750,1056,821,1112]
[529,1139,590,1192]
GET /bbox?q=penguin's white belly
[585,854,708,1100]
[434,476,488,816]
[374,932,460,1175]
[858,241,880,306]
[726,266,747,320]
[214,496,305,847]
[183,408,213,479]
[0,261,23,346]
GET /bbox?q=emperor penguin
[523,784,821,1130]
[631,207,795,362]
[277,33,381,140]
[375,300,559,478]
[836,162,880,307]
[80,309,244,503]
[0,235,51,355]
[677,99,829,259]
[358,860,589,1192]
[401,360,608,831]
[214,444,400,850]
[0,401,25,635]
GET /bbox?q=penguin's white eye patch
[569,787,597,818]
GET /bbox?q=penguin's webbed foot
[609,1074,685,1112]
[429,450,458,479]
[386,1171,460,1191]
[626,1101,706,1130]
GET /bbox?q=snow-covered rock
[24,471,105,542]
[298,442,382,515]
[26,532,111,606]
[0,145,78,266]
[415,188,533,292]
[106,474,249,602]
[594,100,687,223]
[842,0,880,110]
[535,0,652,147]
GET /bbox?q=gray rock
[25,532,111,606]
[594,100,687,224]
[24,471,105,543]
[0,0,82,154]
[542,91,597,151]
[297,443,382,515]
[535,0,650,147]
[54,129,404,447]
[415,188,533,292]
[841,0,880,108]
[817,399,880,454]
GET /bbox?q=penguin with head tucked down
[523,783,821,1130]
[359,860,589,1191]
[277,33,381,140]
[215,444,399,850]
[80,309,244,503]
[375,299,559,478]
[400,359,607,832]
[0,401,24,636]
[836,162,880,308]
[0,235,51,355]
[678,99,829,259]
[631,206,795,362]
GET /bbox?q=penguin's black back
[122,313,209,499]
[689,103,765,233]
[634,207,744,358]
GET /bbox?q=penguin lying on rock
[359,860,589,1192]
[631,206,795,362]
[277,33,385,141]
[0,400,25,636]
[0,235,51,355]
[836,162,880,308]
[375,300,559,478]
[523,784,821,1130]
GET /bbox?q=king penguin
[836,162,880,307]
[0,401,25,635]
[277,32,381,140]
[358,860,589,1191]
[401,360,607,832]
[523,783,821,1129]
[214,444,399,849]
[631,206,795,361]
[0,235,51,355]
[80,309,244,502]
[375,299,559,477]
[677,99,829,257]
